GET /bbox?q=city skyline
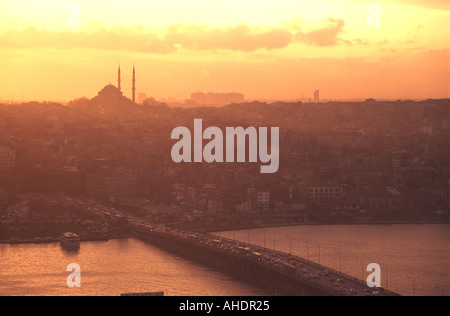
[0,0,448,102]
[0,61,447,105]
[1,0,450,299]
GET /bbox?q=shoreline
[0,235,130,245]
[2,221,449,244]
[199,220,450,233]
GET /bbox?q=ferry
[59,232,81,250]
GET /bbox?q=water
[216,224,450,296]
[2,225,449,296]
[0,238,267,296]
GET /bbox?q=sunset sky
[0,0,448,102]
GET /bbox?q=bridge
[61,196,400,296]
[132,223,400,296]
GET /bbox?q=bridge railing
[136,229,338,295]
[201,233,397,295]
[135,227,398,296]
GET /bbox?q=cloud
[406,25,424,44]
[164,24,293,52]
[0,26,176,54]
[395,0,450,10]
[295,18,346,47]
[0,18,350,53]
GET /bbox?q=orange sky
[0,0,448,102]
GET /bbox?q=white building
[257,191,270,212]
[314,90,320,103]
[236,200,255,213]
[307,183,342,201]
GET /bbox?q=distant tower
[132,65,136,104]
[118,65,121,92]
[314,90,320,103]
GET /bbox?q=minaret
[118,65,121,92]
[132,64,136,104]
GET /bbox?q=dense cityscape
[1,0,449,300]
[1,81,449,240]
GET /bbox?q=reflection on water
[0,238,268,296]
[216,224,450,296]
[2,225,449,296]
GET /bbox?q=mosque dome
[97,84,123,98]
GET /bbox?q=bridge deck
[60,195,400,296]
[134,224,400,296]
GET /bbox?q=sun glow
[0,0,448,101]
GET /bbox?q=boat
[59,232,81,250]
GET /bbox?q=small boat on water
[59,232,81,250]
